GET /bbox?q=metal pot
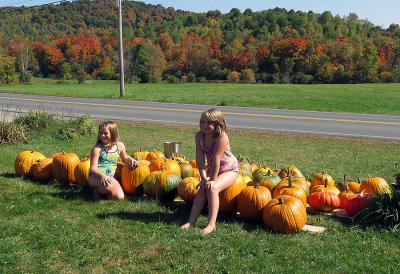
[163,141,182,158]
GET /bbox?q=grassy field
[1,80,400,115]
[1,119,400,273]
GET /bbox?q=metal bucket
[163,141,182,158]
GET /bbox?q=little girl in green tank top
[88,121,139,200]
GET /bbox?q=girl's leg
[203,171,238,234]
[180,187,207,229]
[88,176,124,200]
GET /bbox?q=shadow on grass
[96,199,192,225]
[1,172,20,179]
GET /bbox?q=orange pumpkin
[310,178,340,195]
[310,171,335,189]
[74,158,91,186]
[146,149,164,161]
[359,177,391,194]
[189,159,197,168]
[219,174,247,214]
[237,183,272,221]
[52,152,80,184]
[132,147,149,161]
[32,157,54,181]
[338,185,354,208]
[121,164,150,195]
[14,150,46,177]
[348,181,361,193]
[177,177,199,205]
[273,177,307,207]
[263,195,307,234]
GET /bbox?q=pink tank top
[200,133,239,176]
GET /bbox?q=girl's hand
[204,180,215,191]
[196,178,207,190]
[128,157,139,169]
[101,175,112,187]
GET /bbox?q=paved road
[1,92,400,141]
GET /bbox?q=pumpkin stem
[324,178,328,188]
[277,196,284,204]
[288,176,293,188]
[254,183,260,189]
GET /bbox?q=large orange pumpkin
[237,183,272,221]
[219,174,247,214]
[14,150,46,177]
[32,157,54,181]
[121,164,150,195]
[263,195,307,234]
[74,158,91,187]
[177,177,199,205]
[52,152,80,184]
[359,177,391,194]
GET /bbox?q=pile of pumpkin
[14,150,393,234]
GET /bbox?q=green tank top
[97,143,120,177]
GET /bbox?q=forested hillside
[1,0,399,84]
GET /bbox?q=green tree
[127,43,151,83]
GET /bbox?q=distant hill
[1,0,399,84]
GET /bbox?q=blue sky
[1,0,399,28]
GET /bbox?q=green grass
[1,81,400,115]
[1,121,400,272]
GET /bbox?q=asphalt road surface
[1,92,400,141]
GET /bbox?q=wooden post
[117,0,125,97]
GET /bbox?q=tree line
[1,0,400,84]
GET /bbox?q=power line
[0,0,67,15]
[0,0,38,7]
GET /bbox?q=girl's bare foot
[201,225,216,234]
[180,223,193,229]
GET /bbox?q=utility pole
[117,0,125,97]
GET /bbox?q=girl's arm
[195,131,207,182]
[118,142,139,168]
[208,133,229,182]
[89,144,106,179]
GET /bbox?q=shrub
[165,75,180,84]
[14,110,57,132]
[55,116,95,140]
[241,69,256,83]
[0,121,28,143]
[227,71,241,83]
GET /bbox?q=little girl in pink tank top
[181,108,239,234]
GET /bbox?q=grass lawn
[1,80,400,115]
[1,120,399,272]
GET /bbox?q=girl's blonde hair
[200,108,227,138]
[97,121,119,146]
